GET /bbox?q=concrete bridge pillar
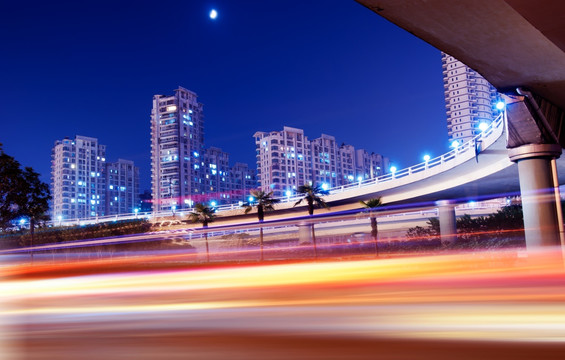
[297,222,313,244]
[436,200,457,246]
[508,144,562,249]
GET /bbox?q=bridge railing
[51,113,504,226]
[323,112,504,195]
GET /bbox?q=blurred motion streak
[2,248,565,359]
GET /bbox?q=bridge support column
[508,144,562,249]
[297,222,313,244]
[437,200,457,246]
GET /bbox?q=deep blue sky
[0,0,447,192]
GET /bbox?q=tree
[0,145,50,237]
[294,184,330,258]
[242,190,280,261]
[16,167,51,260]
[294,184,329,216]
[188,203,216,262]
[359,197,383,256]
[0,144,24,230]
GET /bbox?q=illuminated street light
[496,101,505,110]
[285,190,292,197]
[210,201,217,207]
[248,196,254,203]
[423,154,430,162]
[451,140,460,148]
[390,166,397,174]
[134,208,139,219]
[478,122,489,132]
[321,183,329,191]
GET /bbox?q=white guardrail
[52,113,505,227]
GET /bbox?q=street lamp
[496,101,505,110]
[57,215,62,227]
[134,208,139,219]
[423,154,430,162]
[321,183,329,191]
[478,122,489,132]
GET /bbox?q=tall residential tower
[151,87,205,212]
[254,126,388,198]
[442,52,501,144]
[150,86,256,211]
[51,135,107,221]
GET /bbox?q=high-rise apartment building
[151,87,205,212]
[230,162,257,201]
[442,52,501,144]
[254,127,388,198]
[105,159,139,215]
[151,87,256,210]
[51,136,141,221]
[203,147,231,203]
[51,135,107,221]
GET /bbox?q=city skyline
[0,0,447,192]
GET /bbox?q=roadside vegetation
[406,205,526,249]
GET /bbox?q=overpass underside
[357,0,565,250]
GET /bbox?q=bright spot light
[210,201,217,207]
[390,166,397,173]
[248,196,254,202]
[423,154,431,162]
[479,122,489,132]
[19,219,25,225]
[496,101,505,110]
[451,140,460,148]
[285,190,292,197]
[321,183,329,191]
[209,9,218,19]
[134,208,139,213]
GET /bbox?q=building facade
[105,159,140,216]
[151,87,205,212]
[442,52,502,144]
[151,87,256,211]
[51,135,107,221]
[254,127,389,198]
[230,162,257,202]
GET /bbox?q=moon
[209,9,218,20]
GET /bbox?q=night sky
[0,0,447,192]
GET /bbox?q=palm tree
[294,184,330,215]
[294,184,330,258]
[188,203,216,262]
[360,197,383,256]
[242,190,280,261]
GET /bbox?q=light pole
[423,154,430,169]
